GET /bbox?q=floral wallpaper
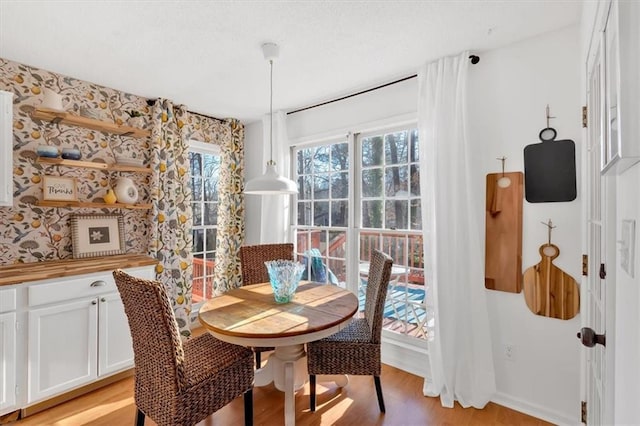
[0,57,152,263]
[0,57,241,275]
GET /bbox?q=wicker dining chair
[239,243,294,367]
[306,249,393,413]
[112,270,254,426]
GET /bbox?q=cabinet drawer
[27,266,155,307]
[0,287,16,312]
[29,272,116,307]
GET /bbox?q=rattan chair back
[363,249,394,343]
[239,243,294,285]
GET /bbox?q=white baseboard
[381,332,429,379]
[492,391,580,426]
[378,334,578,426]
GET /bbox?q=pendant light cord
[268,59,275,166]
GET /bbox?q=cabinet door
[0,312,16,414]
[98,292,134,376]
[0,91,13,207]
[28,299,98,403]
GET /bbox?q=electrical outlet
[503,344,516,361]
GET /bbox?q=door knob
[577,327,606,347]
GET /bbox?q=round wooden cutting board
[523,244,579,320]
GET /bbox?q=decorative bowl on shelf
[265,260,305,304]
[61,148,82,160]
[115,154,144,167]
[36,145,59,158]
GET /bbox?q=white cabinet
[26,266,153,404]
[27,298,97,403]
[0,287,18,415]
[99,292,135,375]
[0,90,13,206]
[600,0,640,174]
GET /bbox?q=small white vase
[41,88,64,112]
[114,177,139,204]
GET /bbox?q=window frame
[290,119,426,340]
[189,139,222,309]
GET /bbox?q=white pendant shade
[244,163,298,194]
[244,42,298,196]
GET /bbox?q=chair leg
[374,376,385,413]
[255,351,261,369]
[310,374,317,412]
[135,408,145,426]
[244,388,253,426]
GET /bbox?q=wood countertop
[0,254,157,286]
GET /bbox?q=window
[295,141,349,287]
[189,140,221,305]
[293,124,426,340]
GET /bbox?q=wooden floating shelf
[30,107,151,139]
[36,200,152,210]
[36,157,152,174]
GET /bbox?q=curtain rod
[145,99,226,124]
[188,110,226,124]
[287,54,480,116]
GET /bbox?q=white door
[28,299,98,403]
[98,292,134,376]
[0,312,17,413]
[583,12,611,424]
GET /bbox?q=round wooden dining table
[198,281,358,426]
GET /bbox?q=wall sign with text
[42,175,78,202]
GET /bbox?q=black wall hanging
[523,106,576,203]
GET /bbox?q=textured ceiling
[0,0,582,124]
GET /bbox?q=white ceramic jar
[114,177,139,204]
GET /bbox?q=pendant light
[244,43,298,195]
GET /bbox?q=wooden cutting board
[523,244,579,320]
[484,172,523,293]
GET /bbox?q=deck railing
[295,228,424,285]
[192,257,214,303]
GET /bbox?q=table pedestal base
[254,344,348,426]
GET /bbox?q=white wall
[245,25,583,425]
[244,119,263,245]
[468,26,582,424]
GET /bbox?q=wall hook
[545,104,556,129]
[496,156,511,188]
[539,105,557,141]
[496,156,507,177]
[541,218,557,245]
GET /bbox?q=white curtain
[259,110,293,243]
[418,51,496,408]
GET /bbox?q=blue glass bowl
[265,260,305,304]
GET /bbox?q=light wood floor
[13,363,551,426]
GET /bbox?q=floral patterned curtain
[212,118,245,295]
[149,99,193,338]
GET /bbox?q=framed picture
[70,214,126,259]
[42,176,78,201]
